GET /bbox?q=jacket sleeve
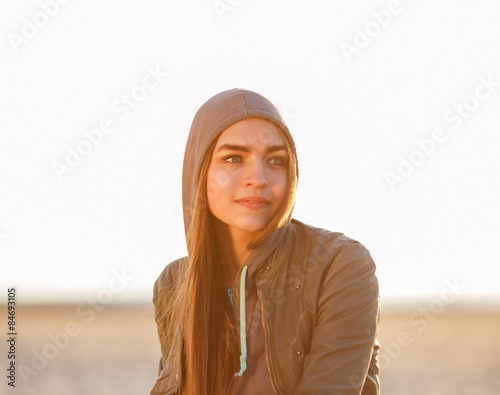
[150,259,187,395]
[153,277,170,376]
[295,240,380,395]
[154,286,170,376]
[151,259,186,377]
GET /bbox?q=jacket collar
[233,220,292,287]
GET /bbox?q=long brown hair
[167,122,298,394]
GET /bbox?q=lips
[235,196,270,210]
[236,196,270,203]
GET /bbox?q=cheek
[207,167,232,201]
[272,172,288,203]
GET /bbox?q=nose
[244,160,268,188]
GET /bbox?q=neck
[211,220,257,288]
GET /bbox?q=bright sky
[1,1,499,305]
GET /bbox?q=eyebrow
[216,144,287,154]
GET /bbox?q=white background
[1,0,499,305]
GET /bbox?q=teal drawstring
[234,265,248,377]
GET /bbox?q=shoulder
[289,220,379,323]
[153,256,189,304]
[289,218,377,275]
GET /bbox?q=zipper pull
[228,287,237,317]
[227,288,235,306]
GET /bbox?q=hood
[181,88,297,239]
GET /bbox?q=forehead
[215,118,285,147]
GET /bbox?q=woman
[151,88,380,394]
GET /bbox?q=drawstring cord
[234,265,248,377]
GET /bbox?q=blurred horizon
[4,288,500,312]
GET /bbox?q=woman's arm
[152,258,187,375]
[150,259,187,395]
[153,286,170,376]
[296,240,380,394]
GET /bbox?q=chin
[234,220,269,234]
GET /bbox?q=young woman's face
[207,118,288,239]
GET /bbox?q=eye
[223,155,242,163]
[269,156,286,166]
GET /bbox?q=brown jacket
[150,218,380,394]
